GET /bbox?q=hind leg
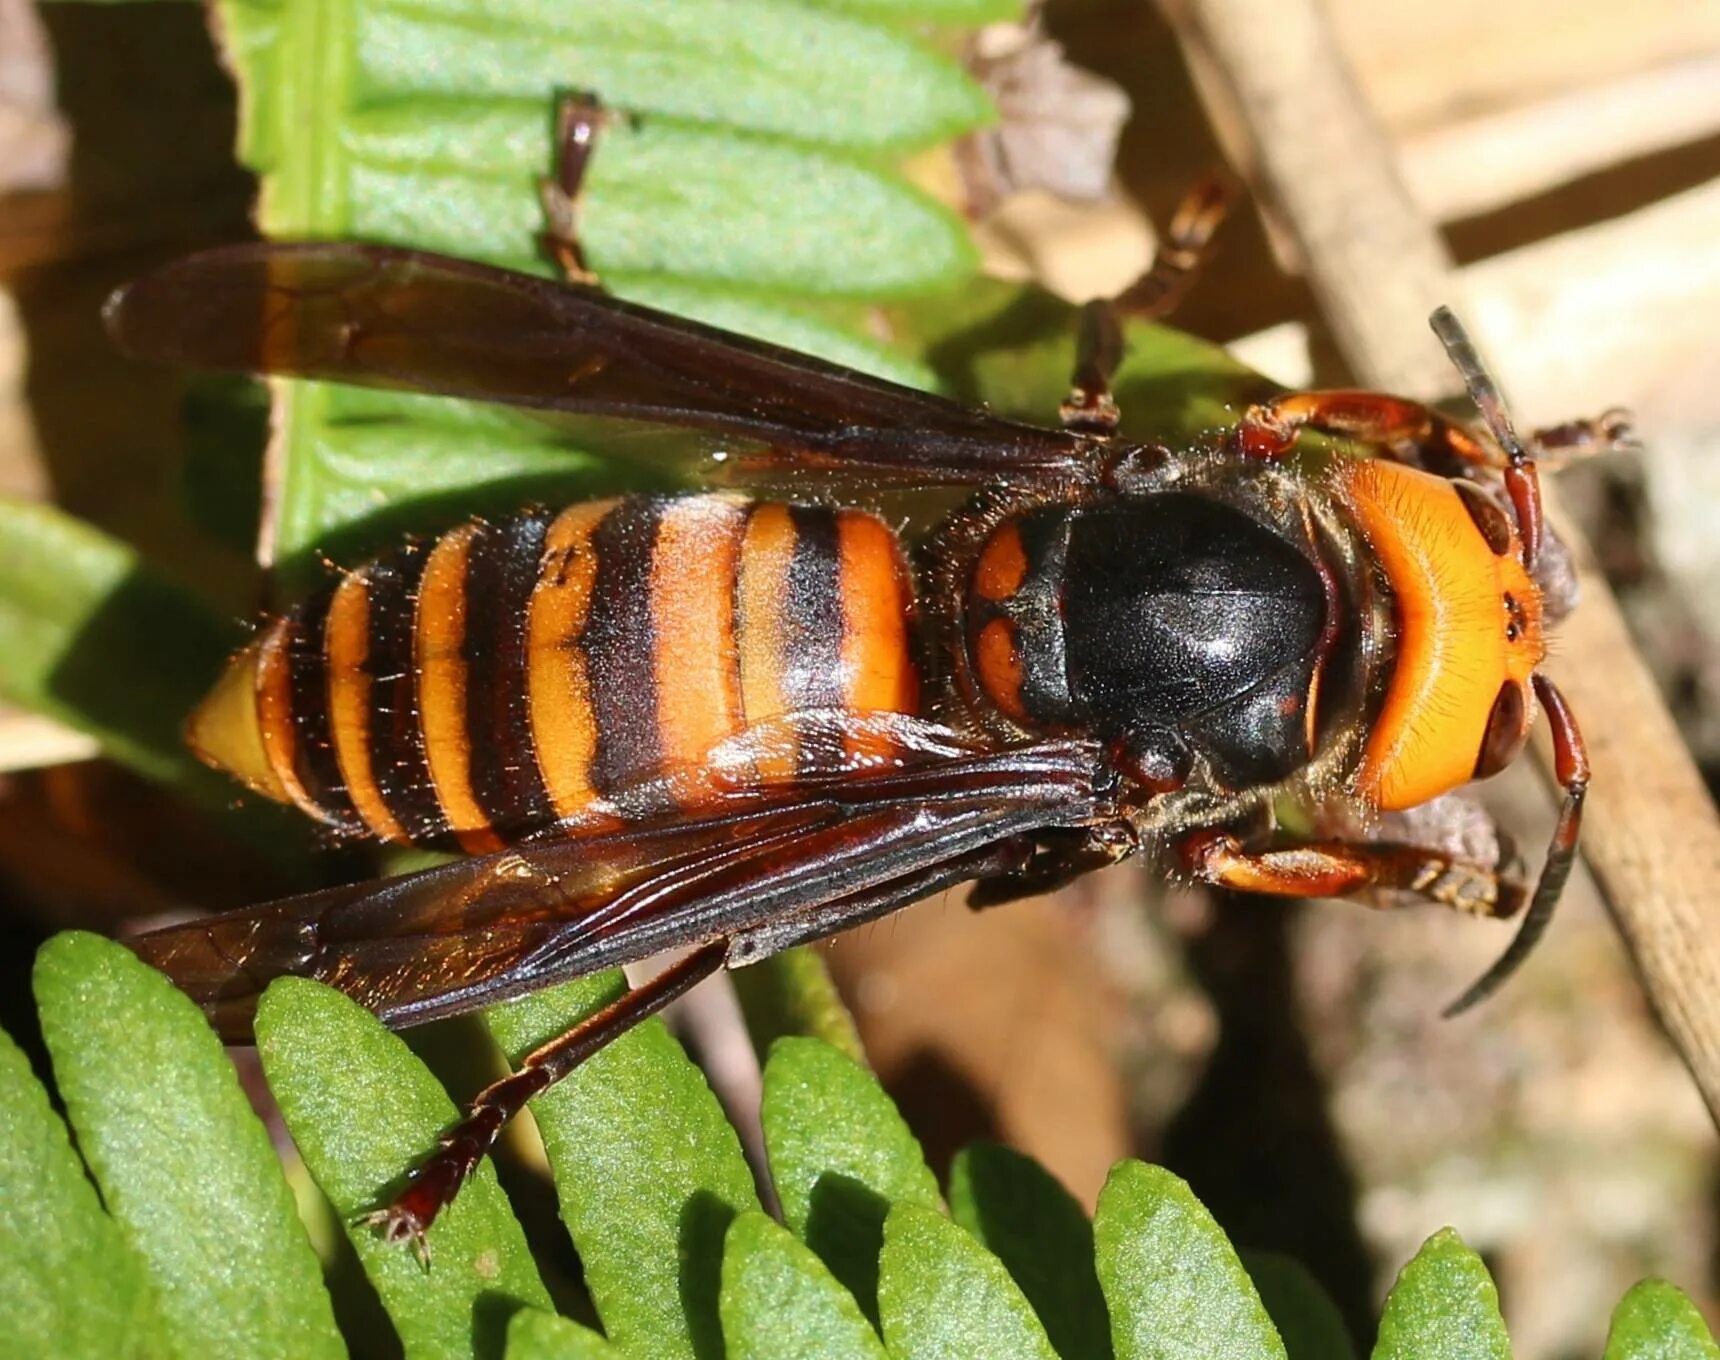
[540,92,614,285]
[1060,175,1234,435]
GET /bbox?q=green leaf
[1603,1280,1720,1359]
[336,111,976,293]
[0,502,240,802]
[485,972,760,1360]
[505,1308,622,1359]
[1093,1160,1286,1360]
[878,1202,1057,1360]
[267,385,612,578]
[579,123,976,293]
[32,934,342,1360]
[254,977,551,1360]
[1371,1229,1509,1360]
[214,0,991,562]
[949,1142,1112,1360]
[1243,1252,1356,1360]
[256,103,967,561]
[0,1021,164,1360]
[719,1210,889,1360]
[803,0,1020,22]
[732,947,867,1066]
[341,0,992,152]
[761,1036,940,1322]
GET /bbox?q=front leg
[1178,829,1524,920]
[1231,389,1505,472]
[1232,388,1636,480]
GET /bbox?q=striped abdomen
[188,496,921,850]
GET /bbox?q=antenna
[1428,306,1592,1017]
[1430,307,1544,565]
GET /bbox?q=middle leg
[1178,828,1526,920]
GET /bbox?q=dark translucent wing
[106,241,1090,485]
[131,739,1104,1040]
[135,804,827,1040]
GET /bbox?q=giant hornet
[105,98,1621,1255]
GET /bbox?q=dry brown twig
[1170,0,1720,1127]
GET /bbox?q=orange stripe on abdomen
[836,512,918,714]
[415,523,504,854]
[836,510,920,763]
[652,499,746,794]
[735,503,800,781]
[526,501,616,824]
[325,571,409,842]
[254,617,317,817]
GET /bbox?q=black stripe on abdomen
[366,544,447,841]
[464,511,556,836]
[286,585,361,831]
[583,498,665,800]
[782,506,844,708]
[783,505,845,775]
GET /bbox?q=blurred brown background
[0,1,1716,1355]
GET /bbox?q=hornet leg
[1060,175,1233,434]
[1113,174,1233,324]
[363,939,728,1263]
[1177,830,1525,921]
[1231,389,1508,471]
[540,91,613,285]
[1231,389,1636,478]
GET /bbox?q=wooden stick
[1173,0,1720,1127]
[1167,0,1461,396]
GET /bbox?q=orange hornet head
[1335,309,1591,1016]
[1333,458,1544,814]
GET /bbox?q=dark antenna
[1443,675,1589,1017]
[1429,307,1590,1016]
[1429,306,1543,565]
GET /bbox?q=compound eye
[1474,679,1529,779]
[1453,480,1514,556]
